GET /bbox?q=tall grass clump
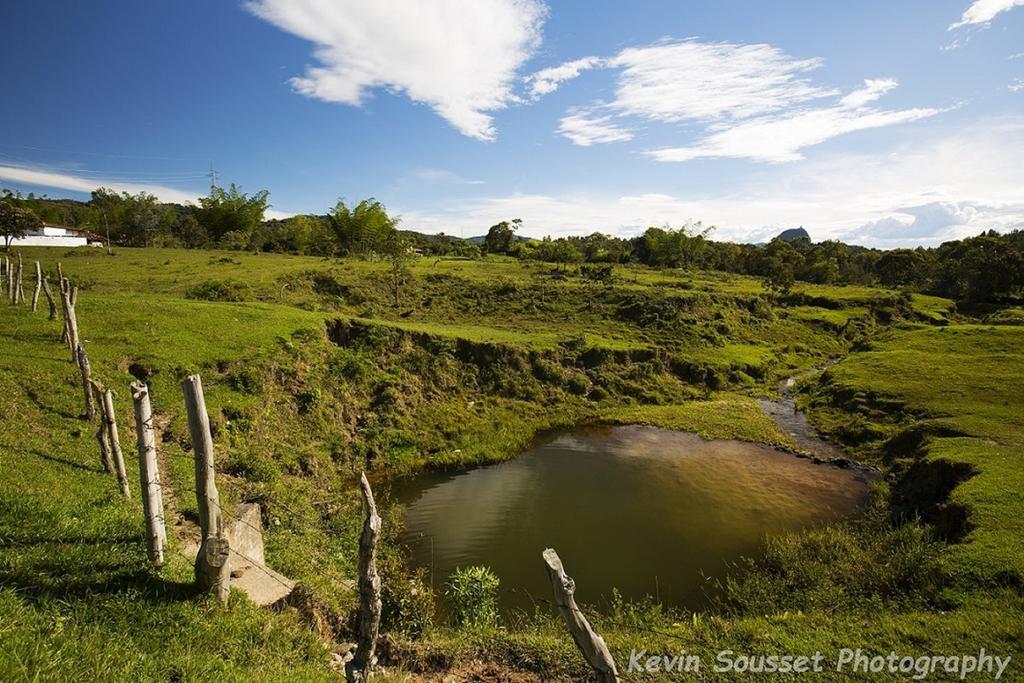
[446,566,500,628]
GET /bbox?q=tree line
[474,219,1024,303]
[2,186,1021,303]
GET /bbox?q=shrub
[223,450,279,484]
[186,279,249,302]
[718,489,947,615]
[329,347,374,381]
[226,364,263,394]
[445,565,500,628]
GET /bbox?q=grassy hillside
[801,324,1024,585]
[2,246,1022,681]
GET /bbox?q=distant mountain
[776,227,810,242]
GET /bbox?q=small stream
[393,367,868,613]
[755,363,847,461]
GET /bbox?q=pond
[392,424,870,613]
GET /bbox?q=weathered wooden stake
[99,387,130,498]
[347,473,383,683]
[75,344,95,420]
[60,286,80,361]
[14,253,24,304]
[542,548,619,683]
[89,380,114,474]
[57,266,71,345]
[41,276,58,320]
[5,256,12,302]
[181,374,231,605]
[31,261,42,312]
[131,381,166,566]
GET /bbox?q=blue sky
[1,0,1022,246]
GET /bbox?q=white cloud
[399,118,1024,247]
[838,78,899,109]
[607,40,834,124]
[526,56,604,99]
[557,111,633,146]
[246,0,546,141]
[1010,79,1024,92]
[551,41,940,162]
[648,80,943,163]
[0,164,202,205]
[407,168,485,185]
[949,0,1024,29]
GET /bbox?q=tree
[530,237,583,265]
[196,184,270,242]
[329,198,397,256]
[635,222,714,268]
[483,218,520,254]
[172,213,209,249]
[875,249,934,288]
[381,233,414,307]
[932,232,1024,302]
[762,239,802,297]
[0,201,42,249]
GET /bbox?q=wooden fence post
[181,374,231,605]
[76,344,96,420]
[41,276,58,320]
[58,269,70,346]
[346,472,383,683]
[131,381,166,566]
[14,253,24,304]
[60,285,80,361]
[5,255,12,303]
[32,261,41,312]
[90,380,115,474]
[99,386,130,498]
[542,548,619,683]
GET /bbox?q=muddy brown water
[392,412,869,613]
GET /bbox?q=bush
[718,489,947,615]
[329,347,374,381]
[226,364,263,394]
[186,279,249,302]
[223,450,280,484]
[445,565,500,628]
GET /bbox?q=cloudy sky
[1,0,1022,246]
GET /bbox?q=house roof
[41,223,105,240]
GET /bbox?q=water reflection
[393,426,868,612]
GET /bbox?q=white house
[11,223,103,248]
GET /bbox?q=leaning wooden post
[58,270,71,346]
[346,473,383,683]
[41,276,59,320]
[90,380,114,474]
[542,548,619,683]
[182,374,231,605]
[132,381,166,566]
[60,286,80,361]
[31,261,42,312]
[14,253,24,304]
[99,387,130,498]
[76,344,96,420]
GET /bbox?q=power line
[0,142,210,163]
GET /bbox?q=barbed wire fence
[7,256,636,681]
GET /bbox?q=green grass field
[2,246,1022,681]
